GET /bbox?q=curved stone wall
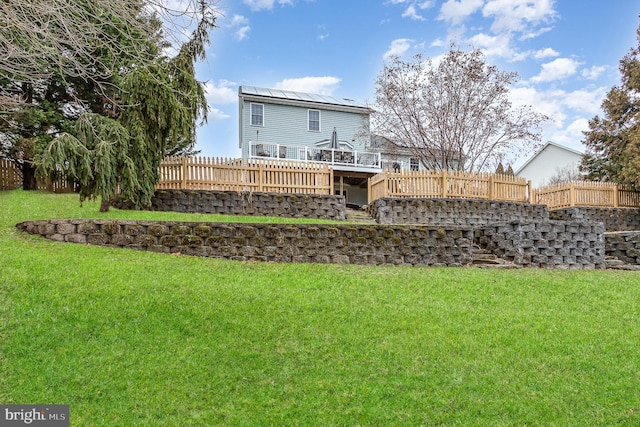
[16,219,474,267]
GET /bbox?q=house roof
[238,85,371,114]
[515,141,584,175]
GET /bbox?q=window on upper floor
[308,109,320,132]
[410,158,420,171]
[251,103,264,126]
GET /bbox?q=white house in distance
[516,141,584,188]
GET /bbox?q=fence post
[488,175,494,200]
[258,163,264,192]
[181,156,188,189]
[527,180,532,203]
[569,182,575,207]
[329,166,334,196]
[383,170,389,198]
[441,170,448,198]
[613,184,619,207]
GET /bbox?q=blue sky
[195,0,639,166]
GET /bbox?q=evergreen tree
[581,18,640,188]
[34,2,215,211]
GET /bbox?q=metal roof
[239,85,370,110]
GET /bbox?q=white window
[308,110,320,132]
[251,103,264,126]
[410,158,420,171]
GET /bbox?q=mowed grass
[1,189,640,426]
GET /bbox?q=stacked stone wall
[605,232,640,264]
[370,198,549,226]
[475,220,606,269]
[112,190,346,221]
[17,220,474,267]
[549,207,640,232]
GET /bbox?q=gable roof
[516,141,584,175]
[238,85,371,114]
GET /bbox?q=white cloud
[438,0,484,26]
[204,80,237,105]
[402,4,426,21]
[509,85,607,151]
[582,65,607,80]
[208,108,231,122]
[533,48,559,59]
[547,118,590,149]
[384,38,415,59]
[482,0,557,34]
[274,76,341,95]
[230,15,250,40]
[243,0,293,11]
[531,58,580,83]
[468,32,514,58]
[561,88,607,115]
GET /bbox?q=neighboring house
[516,141,584,188]
[238,86,379,205]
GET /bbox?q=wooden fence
[0,158,22,190]
[533,181,640,209]
[157,156,334,195]
[0,158,79,192]
[368,169,532,203]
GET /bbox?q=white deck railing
[247,141,382,170]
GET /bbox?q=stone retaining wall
[549,207,640,232]
[605,232,640,264]
[17,217,608,269]
[16,220,474,267]
[475,220,606,269]
[112,190,346,221]
[370,198,550,226]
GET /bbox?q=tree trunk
[99,198,110,212]
[22,162,38,190]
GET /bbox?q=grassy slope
[1,190,639,426]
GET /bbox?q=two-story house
[238,85,381,205]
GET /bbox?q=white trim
[250,102,264,127]
[308,109,321,132]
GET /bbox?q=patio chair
[255,144,269,157]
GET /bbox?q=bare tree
[0,0,215,104]
[373,46,547,172]
[545,164,584,186]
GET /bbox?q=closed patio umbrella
[329,127,339,150]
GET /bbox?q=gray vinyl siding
[240,100,369,155]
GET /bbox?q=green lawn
[1,189,640,426]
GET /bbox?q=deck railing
[533,181,640,209]
[246,141,382,170]
[368,169,532,204]
[157,156,334,195]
